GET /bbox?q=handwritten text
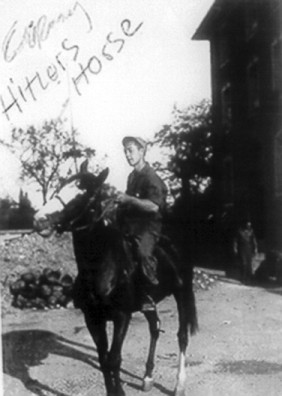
[1,19,143,121]
[2,1,92,63]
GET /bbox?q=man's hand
[115,193,132,205]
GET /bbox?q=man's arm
[116,193,159,213]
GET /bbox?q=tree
[14,189,35,229]
[153,99,213,201]
[0,190,35,229]
[1,119,96,204]
[0,196,15,229]
[153,99,214,257]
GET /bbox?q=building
[193,0,282,254]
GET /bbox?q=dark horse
[33,163,198,396]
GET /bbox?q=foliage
[0,190,35,229]
[153,99,213,201]
[153,99,215,259]
[1,119,96,204]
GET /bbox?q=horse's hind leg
[142,310,161,392]
[174,289,198,396]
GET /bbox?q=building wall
[196,0,282,251]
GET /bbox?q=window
[247,58,260,112]
[221,83,232,127]
[274,130,282,197]
[271,38,282,92]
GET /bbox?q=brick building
[193,0,282,254]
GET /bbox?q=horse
[33,162,198,396]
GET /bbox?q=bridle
[35,166,113,236]
[49,173,86,201]
[55,188,117,234]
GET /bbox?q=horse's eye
[75,180,83,190]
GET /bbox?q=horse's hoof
[142,377,154,392]
[107,385,126,396]
[174,387,186,396]
[107,392,125,396]
[108,394,125,396]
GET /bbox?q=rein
[55,195,67,207]
[50,173,84,200]
[60,194,117,233]
[95,198,117,224]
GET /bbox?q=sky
[0,0,213,208]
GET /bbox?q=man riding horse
[33,151,197,396]
[116,136,182,312]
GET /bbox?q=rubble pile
[193,268,218,291]
[9,268,74,310]
[0,233,77,314]
[1,233,218,314]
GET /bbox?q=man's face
[124,142,144,167]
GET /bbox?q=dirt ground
[2,270,282,396]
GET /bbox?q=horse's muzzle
[33,218,53,237]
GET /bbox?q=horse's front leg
[107,311,131,396]
[84,312,115,395]
[142,310,161,392]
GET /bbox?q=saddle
[122,234,182,289]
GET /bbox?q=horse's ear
[80,159,89,174]
[96,168,109,186]
[78,167,109,193]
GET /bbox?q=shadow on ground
[2,330,99,396]
[215,360,282,375]
[2,329,174,396]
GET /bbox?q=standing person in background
[233,220,258,284]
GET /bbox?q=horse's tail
[184,263,199,336]
[188,287,199,335]
[155,243,199,335]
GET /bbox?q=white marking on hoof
[175,352,187,396]
[142,376,154,392]
[174,387,186,396]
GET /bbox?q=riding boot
[138,257,158,312]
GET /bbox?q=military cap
[122,136,147,149]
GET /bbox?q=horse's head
[33,161,109,236]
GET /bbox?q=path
[2,272,282,396]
